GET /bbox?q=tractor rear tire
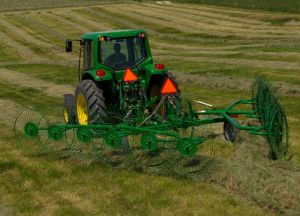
[63,94,77,124]
[75,80,106,125]
[148,72,181,119]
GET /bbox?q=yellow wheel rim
[77,93,88,125]
[150,84,163,116]
[64,106,69,123]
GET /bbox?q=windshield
[99,36,146,70]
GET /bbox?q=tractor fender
[145,64,168,75]
[144,64,168,89]
[63,94,75,110]
[82,70,113,81]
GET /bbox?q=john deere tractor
[64,30,180,125]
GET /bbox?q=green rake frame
[14,76,288,177]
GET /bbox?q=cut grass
[0,2,299,215]
[0,124,276,216]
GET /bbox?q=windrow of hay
[53,9,114,32]
[87,7,260,45]
[170,2,300,21]
[99,5,201,34]
[14,13,67,41]
[42,11,92,34]
[2,15,72,60]
[144,3,264,25]
[151,48,300,58]
[150,41,267,51]
[0,69,74,98]
[126,4,300,37]
[0,30,43,62]
[103,5,286,40]
[157,55,300,71]
[168,70,300,97]
[199,130,300,215]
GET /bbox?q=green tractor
[64,30,180,125]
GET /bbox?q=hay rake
[14,75,288,177]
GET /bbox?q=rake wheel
[267,107,288,160]
[14,108,49,153]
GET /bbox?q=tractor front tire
[148,72,181,119]
[75,80,106,125]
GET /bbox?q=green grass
[0,124,276,216]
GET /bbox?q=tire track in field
[0,69,74,98]
[1,17,72,60]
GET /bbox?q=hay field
[0,1,300,215]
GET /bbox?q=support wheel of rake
[93,114,135,169]
[267,107,288,160]
[67,127,96,162]
[223,118,240,142]
[14,108,49,154]
[164,124,216,179]
[132,131,168,175]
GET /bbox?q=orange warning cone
[160,78,178,95]
[123,68,138,82]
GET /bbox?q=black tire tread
[75,80,106,125]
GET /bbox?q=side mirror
[66,40,72,52]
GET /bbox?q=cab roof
[81,30,146,41]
